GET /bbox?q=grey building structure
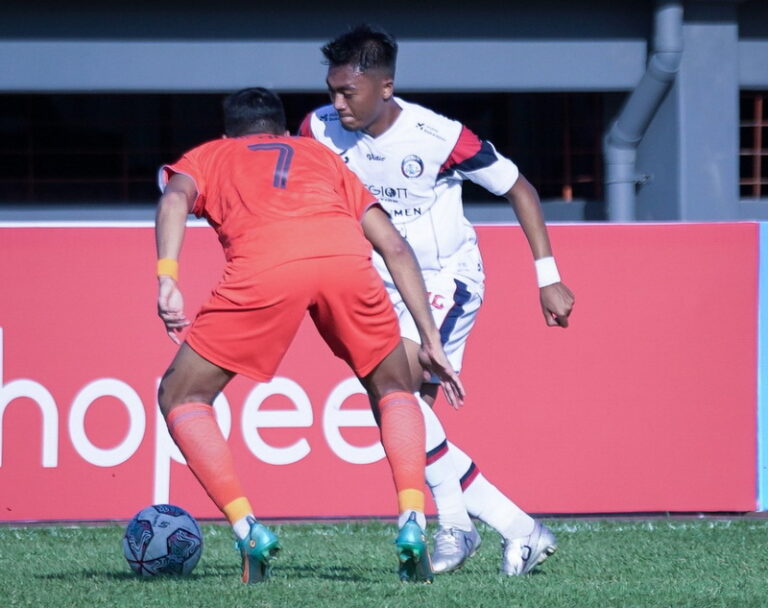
[0,0,766,222]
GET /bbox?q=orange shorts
[186,255,402,381]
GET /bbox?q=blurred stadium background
[1,0,766,222]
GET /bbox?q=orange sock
[378,391,426,515]
[166,402,252,525]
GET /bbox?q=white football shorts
[388,270,483,379]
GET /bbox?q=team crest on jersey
[401,155,424,178]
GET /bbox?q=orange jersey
[160,134,378,274]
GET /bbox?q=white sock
[398,510,427,530]
[417,396,473,531]
[447,441,535,539]
[232,514,254,540]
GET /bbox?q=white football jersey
[299,97,519,288]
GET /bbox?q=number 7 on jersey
[248,142,294,189]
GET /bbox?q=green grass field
[1,518,767,608]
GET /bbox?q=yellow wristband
[157,258,179,281]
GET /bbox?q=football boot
[236,517,281,583]
[395,512,434,583]
[431,523,482,574]
[501,520,557,576]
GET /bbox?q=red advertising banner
[0,222,758,522]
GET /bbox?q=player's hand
[418,342,466,409]
[540,282,575,328]
[157,276,190,344]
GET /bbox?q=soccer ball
[122,504,203,576]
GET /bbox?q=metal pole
[604,0,683,221]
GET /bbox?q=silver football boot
[431,523,482,574]
[501,520,557,575]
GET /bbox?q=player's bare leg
[359,342,432,583]
[158,342,234,416]
[158,343,280,583]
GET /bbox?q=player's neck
[363,99,402,139]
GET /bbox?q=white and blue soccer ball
[122,504,203,576]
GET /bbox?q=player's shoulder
[300,104,358,152]
[306,103,340,126]
[395,97,464,144]
[187,137,229,156]
[289,133,339,156]
[168,137,231,169]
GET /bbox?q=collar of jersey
[359,97,409,143]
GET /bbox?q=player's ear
[382,77,394,101]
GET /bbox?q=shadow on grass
[35,562,393,584]
[275,562,384,582]
[36,570,224,582]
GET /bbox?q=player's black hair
[222,87,287,137]
[321,24,397,77]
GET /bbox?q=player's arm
[362,205,465,408]
[503,174,575,328]
[155,173,197,344]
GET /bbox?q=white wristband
[535,256,560,288]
